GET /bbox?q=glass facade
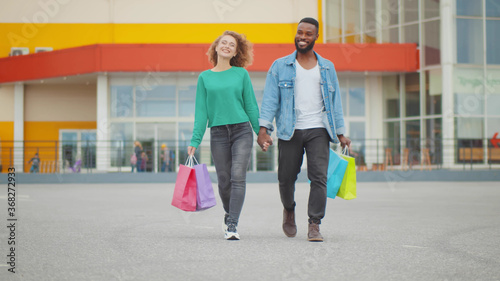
[107,72,275,171]
[99,0,499,170]
[339,76,366,164]
[455,0,500,164]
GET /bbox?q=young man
[257,17,351,242]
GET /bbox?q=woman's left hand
[187,146,196,156]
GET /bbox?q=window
[340,77,366,117]
[456,117,484,139]
[178,85,196,117]
[325,0,342,43]
[350,121,366,158]
[404,0,419,23]
[385,122,401,165]
[405,120,421,164]
[457,0,482,17]
[403,24,419,44]
[383,75,400,118]
[486,0,500,17]
[382,0,400,26]
[424,0,440,19]
[425,118,442,164]
[486,20,500,65]
[364,0,377,34]
[405,73,420,117]
[136,85,176,117]
[424,20,441,66]
[487,69,500,116]
[109,122,133,167]
[382,27,399,43]
[457,19,484,65]
[426,69,442,115]
[454,68,485,115]
[348,78,365,117]
[111,86,133,118]
[345,0,361,37]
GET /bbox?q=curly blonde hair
[207,31,253,68]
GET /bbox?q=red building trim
[0,43,418,83]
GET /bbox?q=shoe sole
[225,233,240,240]
[307,237,324,242]
[283,229,297,238]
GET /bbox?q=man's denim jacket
[259,50,346,143]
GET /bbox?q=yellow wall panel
[0,23,300,58]
[24,121,97,141]
[0,122,14,172]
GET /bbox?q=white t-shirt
[295,60,325,130]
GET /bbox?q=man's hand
[338,135,351,150]
[257,127,273,152]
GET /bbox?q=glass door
[60,130,97,172]
[136,123,176,172]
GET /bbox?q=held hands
[257,127,273,152]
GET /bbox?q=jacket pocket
[279,80,294,101]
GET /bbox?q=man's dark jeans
[211,122,253,226]
[278,128,330,224]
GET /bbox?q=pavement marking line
[402,245,428,249]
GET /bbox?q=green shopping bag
[337,147,357,200]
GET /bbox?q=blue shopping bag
[326,148,348,199]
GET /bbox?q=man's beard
[295,40,315,54]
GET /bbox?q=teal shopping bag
[326,148,348,199]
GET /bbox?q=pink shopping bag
[171,157,197,212]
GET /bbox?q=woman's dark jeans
[211,122,253,226]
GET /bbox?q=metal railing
[0,138,499,173]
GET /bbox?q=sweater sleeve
[190,74,208,148]
[242,70,260,135]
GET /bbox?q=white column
[13,83,24,171]
[365,75,384,167]
[441,0,455,168]
[96,74,110,172]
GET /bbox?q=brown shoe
[282,209,297,237]
[307,222,324,242]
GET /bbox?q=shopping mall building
[0,0,499,173]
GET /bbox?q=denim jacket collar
[284,50,330,71]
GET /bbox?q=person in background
[160,144,171,172]
[28,152,40,173]
[140,151,148,172]
[134,141,143,172]
[187,30,259,240]
[257,18,351,242]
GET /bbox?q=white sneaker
[225,223,240,240]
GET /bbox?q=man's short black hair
[299,17,319,33]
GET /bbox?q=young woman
[133,141,143,172]
[187,31,259,240]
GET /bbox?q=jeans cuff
[308,218,321,224]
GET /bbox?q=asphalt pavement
[1,181,499,281]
